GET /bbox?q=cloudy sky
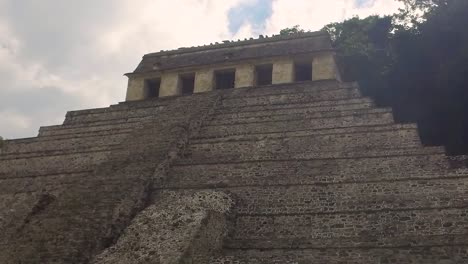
[0,0,401,139]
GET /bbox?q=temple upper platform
[125,31,341,101]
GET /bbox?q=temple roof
[129,31,334,75]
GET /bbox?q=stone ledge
[62,115,154,126]
[34,129,133,141]
[203,110,394,128]
[221,80,357,99]
[191,125,419,145]
[192,123,418,142]
[228,213,468,248]
[180,147,445,165]
[212,246,468,264]
[225,234,468,250]
[133,32,332,73]
[3,134,128,155]
[65,103,164,117]
[174,147,446,166]
[207,108,393,126]
[0,151,113,177]
[39,122,142,137]
[64,105,165,125]
[221,89,362,107]
[0,146,122,161]
[158,173,468,190]
[144,31,328,58]
[154,178,468,215]
[213,99,374,116]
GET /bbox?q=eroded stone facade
[125,32,341,101]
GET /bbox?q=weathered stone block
[125,77,146,101]
[194,68,214,93]
[235,64,255,88]
[312,52,341,81]
[272,59,294,84]
[160,72,180,97]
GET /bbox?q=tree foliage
[279,25,306,36]
[322,16,395,102]
[320,0,468,154]
[0,136,4,149]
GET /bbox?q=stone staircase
[0,92,222,263]
[156,81,468,263]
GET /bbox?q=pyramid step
[213,98,374,118]
[2,133,128,155]
[199,111,396,138]
[62,114,154,126]
[182,129,429,164]
[63,104,165,125]
[221,87,362,108]
[165,154,467,189]
[62,97,169,123]
[226,80,357,98]
[36,127,134,141]
[223,81,357,100]
[0,145,120,160]
[211,247,468,264]
[38,121,143,137]
[192,123,417,143]
[208,108,388,126]
[226,207,468,249]
[0,171,92,194]
[163,177,468,215]
[0,149,115,176]
[37,115,187,138]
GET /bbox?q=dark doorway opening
[255,64,273,86]
[145,78,161,98]
[294,62,312,82]
[180,73,195,95]
[215,69,236,89]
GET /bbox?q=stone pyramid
[1,32,467,264]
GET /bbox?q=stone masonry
[1,32,468,263]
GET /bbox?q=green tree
[390,0,468,152]
[0,136,4,149]
[279,25,305,36]
[322,16,395,103]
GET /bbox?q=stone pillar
[312,52,340,81]
[125,77,146,101]
[159,73,181,97]
[272,59,294,84]
[194,69,214,93]
[235,64,255,88]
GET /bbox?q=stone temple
[1,31,468,263]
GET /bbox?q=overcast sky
[0,0,402,139]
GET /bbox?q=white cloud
[233,23,255,40]
[0,110,32,138]
[0,0,248,139]
[97,0,250,56]
[264,0,402,34]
